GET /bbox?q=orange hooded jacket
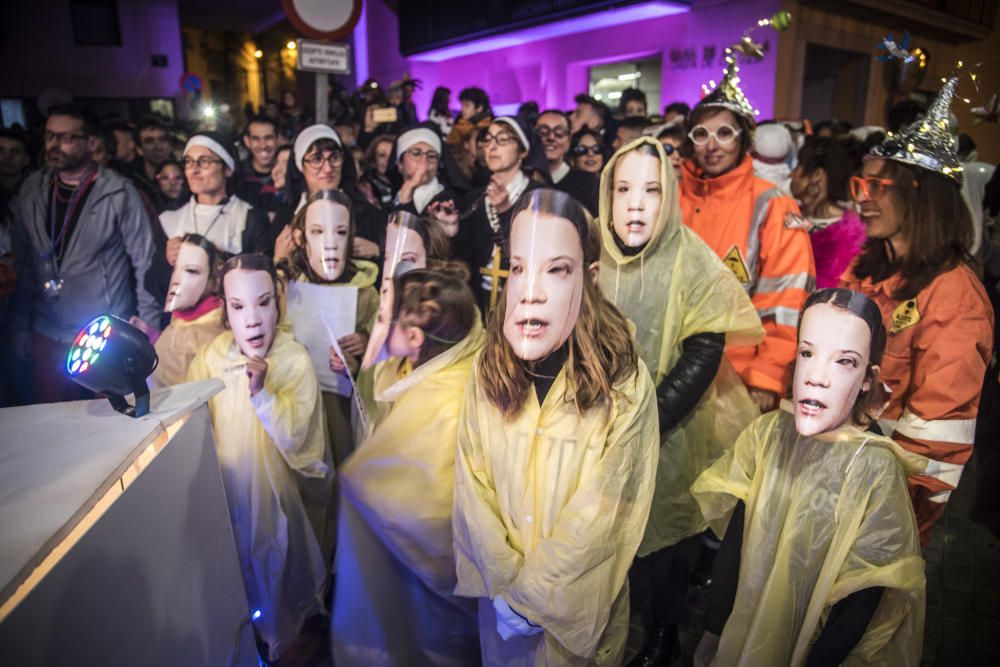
[842,262,993,543]
[679,156,815,396]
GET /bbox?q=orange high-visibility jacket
[679,157,815,396]
[842,262,994,542]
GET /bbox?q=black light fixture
[65,314,158,417]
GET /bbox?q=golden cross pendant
[479,245,510,310]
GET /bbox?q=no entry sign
[282,0,362,41]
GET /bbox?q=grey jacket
[12,166,159,342]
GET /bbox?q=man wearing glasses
[535,110,598,216]
[678,98,814,414]
[10,104,160,403]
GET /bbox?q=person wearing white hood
[392,126,458,216]
[452,116,544,315]
[159,132,271,261]
[271,124,386,265]
[750,122,796,193]
[144,132,272,322]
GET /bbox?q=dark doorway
[801,44,869,126]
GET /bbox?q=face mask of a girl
[793,302,874,436]
[301,199,350,281]
[166,242,210,312]
[224,269,278,358]
[503,210,584,361]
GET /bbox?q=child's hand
[246,356,269,396]
[166,237,183,266]
[428,200,460,238]
[329,346,346,374]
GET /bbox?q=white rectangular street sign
[296,40,351,75]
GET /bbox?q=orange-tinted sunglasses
[850,176,895,201]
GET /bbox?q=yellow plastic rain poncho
[285,260,379,466]
[453,360,660,665]
[691,409,926,667]
[331,319,485,666]
[150,300,224,388]
[188,328,330,661]
[597,137,765,555]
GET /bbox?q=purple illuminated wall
[0,0,185,103]
[362,0,782,118]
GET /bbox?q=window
[70,0,122,47]
[589,56,661,115]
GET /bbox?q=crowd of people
[0,57,997,667]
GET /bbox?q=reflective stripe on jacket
[843,263,993,508]
[680,156,815,395]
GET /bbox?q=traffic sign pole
[316,73,329,125]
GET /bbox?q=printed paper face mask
[793,302,871,436]
[503,210,584,361]
[304,199,350,281]
[166,242,210,312]
[383,222,427,278]
[611,150,662,248]
[224,269,278,358]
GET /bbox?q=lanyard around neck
[47,165,98,260]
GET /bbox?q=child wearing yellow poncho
[331,266,483,666]
[453,188,659,665]
[597,136,764,661]
[188,254,330,663]
[692,288,926,667]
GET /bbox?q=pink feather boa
[810,209,867,289]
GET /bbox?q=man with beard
[235,115,280,211]
[10,104,159,403]
[535,110,598,216]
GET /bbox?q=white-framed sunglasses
[688,124,742,146]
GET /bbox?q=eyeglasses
[536,126,569,140]
[477,133,517,147]
[44,131,88,144]
[688,124,742,146]
[572,145,602,157]
[182,156,224,170]
[661,143,677,156]
[849,176,895,201]
[404,148,439,162]
[303,152,344,169]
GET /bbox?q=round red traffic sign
[281,0,363,41]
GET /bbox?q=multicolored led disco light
[66,314,158,417]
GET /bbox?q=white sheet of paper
[324,318,371,443]
[286,280,358,396]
